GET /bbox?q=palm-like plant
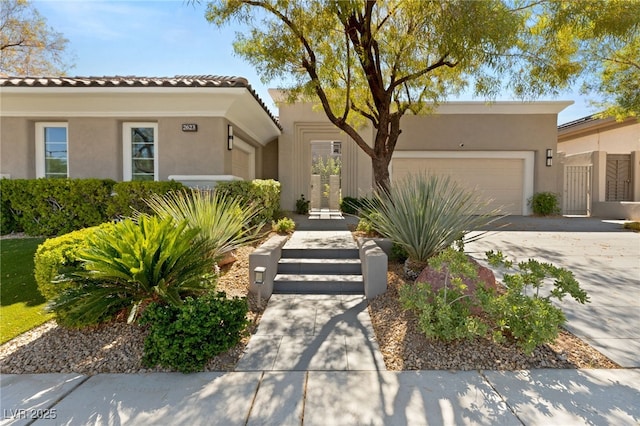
[51,216,217,326]
[362,174,498,271]
[143,189,264,262]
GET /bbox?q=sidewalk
[2,369,639,425]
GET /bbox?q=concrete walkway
[236,294,385,371]
[236,211,384,371]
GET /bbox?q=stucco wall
[1,117,34,178]
[558,121,640,155]
[276,100,373,211]
[396,113,560,195]
[157,117,228,180]
[0,116,257,181]
[67,118,120,179]
[275,99,562,211]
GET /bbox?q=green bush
[140,292,249,373]
[481,287,566,354]
[0,183,18,234]
[215,179,281,224]
[0,178,115,236]
[528,192,561,216]
[483,251,589,354]
[50,216,217,327]
[106,180,185,219]
[390,243,409,262]
[144,189,264,262]
[362,174,497,264]
[34,223,117,302]
[272,217,296,234]
[399,249,488,341]
[340,196,363,215]
[623,222,640,232]
[295,194,310,214]
[399,248,590,354]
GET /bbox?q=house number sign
[182,124,198,132]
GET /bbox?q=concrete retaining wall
[248,235,289,302]
[592,202,640,220]
[357,237,388,299]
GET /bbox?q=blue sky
[35,0,600,124]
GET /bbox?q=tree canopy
[0,0,71,75]
[205,0,638,189]
[566,0,640,120]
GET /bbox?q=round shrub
[528,192,561,216]
[34,222,116,301]
[272,217,295,234]
[140,292,249,373]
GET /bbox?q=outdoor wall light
[227,124,234,150]
[254,266,266,285]
[254,266,266,308]
[546,149,553,167]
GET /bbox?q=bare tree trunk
[371,151,392,193]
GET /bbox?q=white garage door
[230,137,255,181]
[392,156,525,215]
[232,148,250,180]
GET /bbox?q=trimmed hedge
[34,223,117,302]
[215,179,280,224]
[106,180,185,219]
[1,179,115,236]
[0,179,185,236]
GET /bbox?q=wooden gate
[564,165,591,215]
[606,154,632,201]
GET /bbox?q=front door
[310,141,342,210]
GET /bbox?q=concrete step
[277,258,362,275]
[273,274,364,294]
[281,248,359,259]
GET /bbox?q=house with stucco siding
[1,75,573,216]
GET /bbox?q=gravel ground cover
[369,261,619,370]
[0,238,618,374]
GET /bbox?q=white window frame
[35,122,68,178]
[123,122,158,181]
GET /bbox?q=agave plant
[362,174,499,270]
[143,188,265,262]
[51,216,217,326]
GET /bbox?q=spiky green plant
[362,174,498,264]
[51,216,217,327]
[143,189,264,262]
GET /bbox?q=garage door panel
[392,158,524,215]
[232,148,250,180]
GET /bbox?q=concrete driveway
[465,216,640,368]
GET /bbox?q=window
[36,123,68,178]
[123,123,158,181]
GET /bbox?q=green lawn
[1,237,53,344]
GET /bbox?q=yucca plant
[51,216,217,327]
[362,174,499,276]
[143,189,264,262]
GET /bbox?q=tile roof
[0,75,281,128]
[0,75,249,88]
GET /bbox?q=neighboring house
[0,76,281,186]
[558,115,640,219]
[273,89,571,215]
[1,75,572,216]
